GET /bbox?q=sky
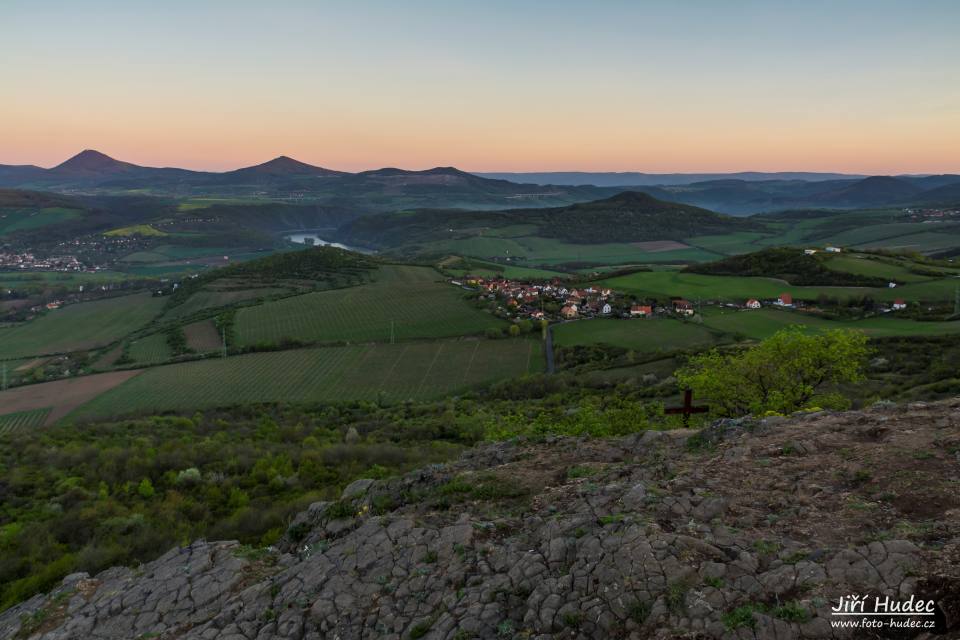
[2,0,959,173]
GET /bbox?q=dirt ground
[629,240,691,252]
[13,357,49,372]
[0,369,142,425]
[184,319,223,352]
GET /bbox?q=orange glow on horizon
[3,2,958,175]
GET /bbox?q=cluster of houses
[455,276,614,320]
[902,207,960,223]
[803,246,842,255]
[0,251,86,272]
[749,291,908,312]
[454,275,699,321]
[456,275,916,324]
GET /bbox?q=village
[452,273,911,324]
[0,251,87,272]
[901,206,960,223]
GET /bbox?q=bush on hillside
[676,327,869,417]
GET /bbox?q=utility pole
[390,320,395,344]
[221,326,227,358]
[2,363,6,391]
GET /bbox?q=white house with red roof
[776,293,793,307]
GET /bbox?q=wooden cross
[665,389,708,426]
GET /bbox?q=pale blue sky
[2,1,958,172]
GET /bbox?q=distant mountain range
[1,150,958,215]
[0,150,616,212]
[476,171,868,186]
[481,172,960,214]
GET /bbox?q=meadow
[0,293,165,360]
[599,269,959,303]
[551,308,960,354]
[823,254,931,282]
[0,270,136,290]
[684,232,772,256]
[439,256,568,280]
[552,318,719,352]
[0,207,83,234]
[164,285,293,319]
[424,235,721,266]
[234,265,503,346]
[701,308,960,340]
[104,224,167,237]
[119,245,236,264]
[68,339,543,420]
[128,332,172,365]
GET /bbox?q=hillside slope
[685,247,892,287]
[4,399,959,639]
[339,191,761,250]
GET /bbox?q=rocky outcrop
[3,399,960,639]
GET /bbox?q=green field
[0,408,51,434]
[854,230,960,253]
[823,254,931,282]
[166,285,292,318]
[120,264,207,277]
[68,339,543,420]
[0,293,165,360]
[234,265,503,346]
[105,224,168,237]
[128,332,172,365]
[701,308,960,340]
[426,234,721,266]
[599,269,960,303]
[446,265,567,280]
[552,308,960,354]
[0,270,137,290]
[600,270,850,301]
[0,207,83,234]
[438,255,568,280]
[553,318,720,352]
[119,245,237,264]
[684,232,771,256]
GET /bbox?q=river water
[284,233,372,253]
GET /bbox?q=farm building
[892,299,907,310]
[776,293,794,307]
[745,299,761,309]
[672,300,694,316]
[630,304,653,317]
[825,246,842,253]
[560,304,578,319]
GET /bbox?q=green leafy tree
[137,478,156,499]
[676,327,869,417]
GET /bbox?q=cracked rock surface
[3,399,960,639]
